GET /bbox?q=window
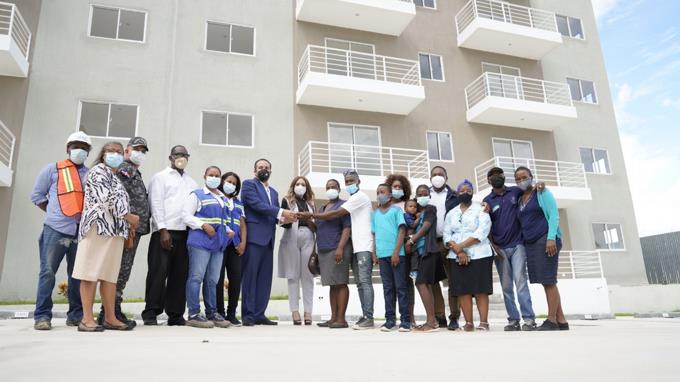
[89,6,146,42]
[79,101,138,138]
[579,147,611,174]
[492,138,534,159]
[205,22,255,56]
[419,53,444,81]
[414,0,436,9]
[592,223,625,250]
[568,78,598,104]
[328,123,381,175]
[325,38,376,79]
[201,111,254,147]
[556,15,584,39]
[482,63,521,77]
[427,132,453,161]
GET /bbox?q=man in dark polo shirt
[483,167,539,331]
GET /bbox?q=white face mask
[431,175,446,189]
[326,189,339,200]
[130,150,146,166]
[174,157,188,170]
[223,182,236,195]
[294,185,306,197]
[69,148,88,165]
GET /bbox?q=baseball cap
[128,136,149,151]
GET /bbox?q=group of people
[30,131,568,333]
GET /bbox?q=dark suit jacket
[241,178,280,246]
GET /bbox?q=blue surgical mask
[517,178,533,191]
[69,148,88,165]
[223,182,236,195]
[377,194,391,206]
[346,183,359,195]
[417,196,430,207]
[104,152,123,168]
[206,176,221,189]
[326,189,339,200]
[392,189,404,199]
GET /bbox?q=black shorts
[415,252,447,285]
[448,256,493,296]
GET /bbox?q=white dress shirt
[259,180,284,221]
[148,167,198,232]
[429,188,448,237]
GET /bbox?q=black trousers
[216,244,242,318]
[141,230,188,321]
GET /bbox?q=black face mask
[257,169,270,182]
[490,175,505,189]
[459,193,473,204]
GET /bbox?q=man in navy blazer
[240,158,297,326]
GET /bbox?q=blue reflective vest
[187,190,229,252]
[226,197,244,248]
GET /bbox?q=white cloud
[592,0,621,21]
[662,98,680,109]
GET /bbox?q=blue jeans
[378,257,410,324]
[351,251,374,319]
[494,245,535,322]
[34,225,83,322]
[186,247,224,317]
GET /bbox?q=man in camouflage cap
[98,136,151,328]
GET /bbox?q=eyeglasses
[171,153,190,158]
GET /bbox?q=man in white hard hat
[30,131,92,330]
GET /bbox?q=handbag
[307,242,320,276]
[124,230,136,250]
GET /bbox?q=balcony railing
[474,156,588,192]
[0,2,31,60]
[298,45,421,87]
[493,250,603,283]
[299,141,429,180]
[466,72,573,110]
[455,0,557,35]
[0,119,15,169]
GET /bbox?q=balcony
[298,141,430,195]
[0,2,31,77]
[0,120,15,187]
[455,0,562,60]
[473,156,591,207]
[295,0,416,36]
[296,45,425,115]
[465,73,577,130]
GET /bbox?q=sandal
[104,321,133,331]
[463,322,475,332]
[476,322,490,331]
[304,313,312,326]
[292,312,302,326]
[414,323,438,333]
[78,322,104,332]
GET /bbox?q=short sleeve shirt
[483,186,524,248]
[371,206,406,258]
[316,199,351,252]
[341,190,374,253]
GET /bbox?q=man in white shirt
[142,145,198,326]
[301,169,375,330]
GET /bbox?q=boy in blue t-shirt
[371,183,410,332]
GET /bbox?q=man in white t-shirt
[299,169,375,330]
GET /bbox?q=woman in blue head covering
[442,179,494,332]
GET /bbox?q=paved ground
[1,317,678,381]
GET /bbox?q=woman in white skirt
[73,142,139,332]
[278,176,316,325]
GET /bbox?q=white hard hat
[66,131,92,146]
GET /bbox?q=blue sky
[593,0,680,236]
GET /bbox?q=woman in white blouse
[443,179,493,332]
[73,142,139,332]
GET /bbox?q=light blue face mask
[416,196,430,207]
[223,182,236,195]
[346,183,359,195]
[517,178,533,191]
[69,148,88,165]
[205,176,221,189]
[392,189,404,200]
[377,194,391,206]
[104,152,124,168]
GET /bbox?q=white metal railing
[0,2,32,60]
[298,45,422,87]
[493,250,604,283]
[455,0,557,35]
[465,72,573,110]
[298,141,430,180]
[0,120,15,169]
[474,156,588,191]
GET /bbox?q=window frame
[413,0,437,10]
[591,222,626,251]
[578,146,612,175]
[418,52,445,82]
[481,62,521,77]
[199,110,255,149]
[491,137,535,159]
[88,4,148,44]
[327,122,382,147]
[76,100,140,140]
[567,78,599,105]
[556,14,586,40]
[426,130,454,162]
[204,20,257,57]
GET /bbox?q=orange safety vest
[56,159,84,217]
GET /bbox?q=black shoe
[447,319,460,331]
[167,317,186,326]
[226,316,242,327]
[537,320,560,331]
[504,321,521,332]
[558,322,570,331]
[96,312,105,326]
[143,318,158,326]
[65,319,81,327]
[522,321,537,331]
[255,318,278,326]
[317,320,331,328]
[242,319,255,327]
[436,315,448,328]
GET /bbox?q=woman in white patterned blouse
[72,142,139,332]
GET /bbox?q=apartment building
[0,0,646,303]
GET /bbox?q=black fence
[641,231,680,284]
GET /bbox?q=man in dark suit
[240,158,297,326]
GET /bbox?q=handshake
[280,210,314,224]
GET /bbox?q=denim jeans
[494,244,535,322]
[186,246,224,317]
[351,251,374,319]
[34,225,83,322]
[378,257,410,324]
